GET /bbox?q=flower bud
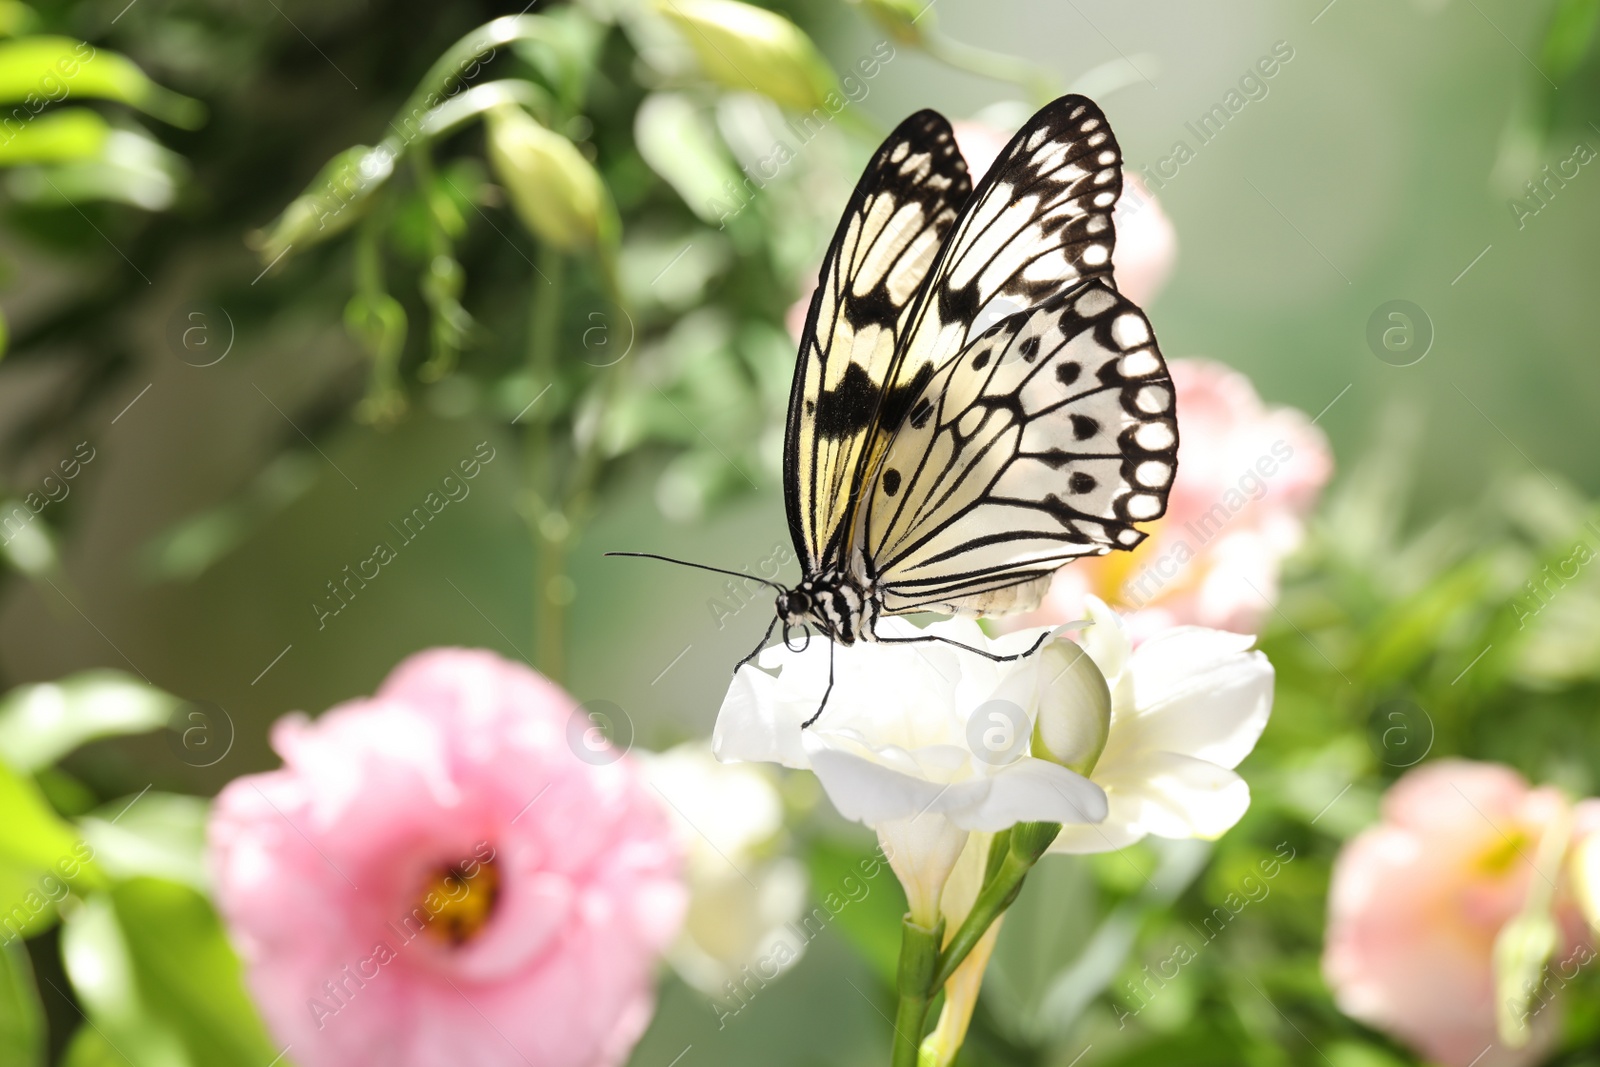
[1492,910,1559,1047]
[485,105,615,253]
[1574,833,1600,936]
[654,0,837,113]
[251,145,393,263]
[1030,639,1111,776]
[846,0,927,44]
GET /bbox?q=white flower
[1050,595,1275,854]
[637,741,809,994]
[714,616,1109,832]
[714,616,1108,921]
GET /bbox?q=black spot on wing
[878,362,936,432]
[841,284,897,332]
[882,468,902,496]
[814,363,883,440]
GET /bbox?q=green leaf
[59,892,190,1067]
[3,129,186,210]
[633,92,742,224]
[0,38,204,128]
[0,863,57,942]
[112,879,279,1066]
[0,498,56,577]
[0,1,39,37]
[805,836,904,988]
[0,760,86,872]
[62,882,279,1067]
[58,1026,130,1067]
[1541,0,1600,80]
[0,108,108,166]
[0,938,43,1066]
[0,670,180,773]
[78,793,209,892]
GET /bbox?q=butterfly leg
[800,640,837,730]
[872,629,1052,662]
[734,615,782,673]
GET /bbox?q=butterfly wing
[874,97,1123,427]
[862,278,1177,616]
[836,96,1131,567]
[785,110,972,574]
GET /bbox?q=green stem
[525,243,566,679]
[920,32,1058,106]
[891,915,944,1067]
[930,822,1059,990]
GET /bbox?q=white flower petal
[1048,814,1149,854]
[1095,750,1252,841]
[877,814,970,925]
[1080,596,1133,701]
[1124,630,1274,769]
[713,665,813,769]
[944,757,1108,832]
[805,745,1106,833]
[807,746,962,825]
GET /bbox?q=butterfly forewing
[785,110,972,574]
[862,278,1176,617]
[861,96,1125,450]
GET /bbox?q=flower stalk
[525,243,567,679]
[930,822,1059,990]
[890,915,944,1067]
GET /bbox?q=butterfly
[615,94,1177,725]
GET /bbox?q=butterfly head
[774,572,874,646]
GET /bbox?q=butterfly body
[776,569,881,646]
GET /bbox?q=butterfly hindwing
[785,110,972,574]
[862,278,1176,616]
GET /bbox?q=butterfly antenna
[801,641,836,730]
[605,551,787,592]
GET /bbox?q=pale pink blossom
[1019,359,1332,641]
[210,649,685,1067]
[784,116,1178,343]
[1323,760,1600,1067]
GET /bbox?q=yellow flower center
[419,860,500,945]
[1476,831,1530,877]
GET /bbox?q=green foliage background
[2,0,1600,1064]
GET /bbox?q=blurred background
[3,0,1600,1064]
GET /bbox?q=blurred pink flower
[1323,760,1600,1067]
[210,649,685,1067]
[784,116,1177,343]
[1018,359,1332,641]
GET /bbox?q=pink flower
[784,115,1179,343]
[209,649,685,1067]
[1019,359,1332,641]
[1323,760,1600,1067]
